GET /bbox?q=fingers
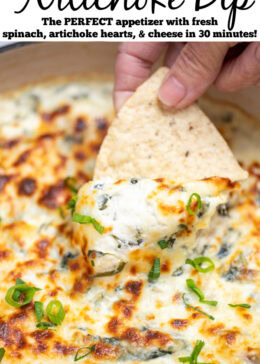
[158,42,233,109]
[114,42,166,111]
[214,42,260,92]
[164,42,186,67]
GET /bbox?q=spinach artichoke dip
[0,74,259,364]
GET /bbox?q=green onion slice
[186,257,215,273]
[200,300,218,307]
[74,345,96,362]
[46,300,65,325]
[58,206,65,219]
[182,294,215,321]
[5,284,40,308]
[179,340,205,363]
[65,176,78,194]
[186,279,204,301]
[66,195,78,215]
[186,279,217,307]
[90,260,95,267]
[228,303,251,309]
[72,213,104,234]
[157,240,168,249]
[35,301,44,323]
[148,258,161,282]
[179,339,214,363]
[16,278,25,285]
[36,322,57,330]
[187,193,202,215]
[14,279,25,301]
[94,261,126,278]
[0,348,5,362]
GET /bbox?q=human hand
[114,42,260,112]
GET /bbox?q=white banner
[0,0,259,41]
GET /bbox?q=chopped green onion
[157,240,168,249]
[90,260,95,267]
[186,257,215,273]
[16,278,25,285]
[0,348,5,362]
[200,300,218,307]
[91,218,105,235]
[58,206,65,219]
[12,288,22,302]
[13,278,26,302]
[72,213,104,235]
[186,279,204,301]
[65,176,78,194]
[46,300,65,325]
[94,261,126,278]
[228,303,251,309]
[5,284,40,308]
[35,301,44,323]
[179,340,205,363]
[73,213,92,224]
[66,195,78,215]
[74,345,96,361]
[0,217,2,224]
[36,322,57,330]
[187,193,202,215]
[179,339,214,363]
[148,258,160,282]
[186,279,217,307]
[179,358,190,363]
[182,294,215,321]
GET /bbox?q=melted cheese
[74,177,232,276]
[0,77,259,364]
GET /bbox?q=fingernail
[255,44,260,62]
[158,76,186,107]
[114,91,133,112]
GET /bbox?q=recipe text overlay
[0,0,259,41]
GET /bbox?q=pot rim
[0,41,34,53]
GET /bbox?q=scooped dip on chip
[73,177,236,277]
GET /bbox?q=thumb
[114,42,166,112]
[159,42,232,109]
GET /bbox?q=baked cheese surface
[0,77,259,363]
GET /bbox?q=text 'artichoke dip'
[73,177,235,277]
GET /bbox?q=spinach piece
[112,233,143,248]
[160,234,176,248]
[97,194,111,210]
[217,203,230,217]
[125,348,174,361]
[223,265,240,281]
[61,252,79,269]
[93,183,104,190]
[217,228,240,259]
[130,178,139,184]
[172,267,184,277]
[79,333,180,362]
[217,243,231,259]
[135,229,143,245]
[197,202,209,218]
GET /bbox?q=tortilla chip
[94,67,247,182]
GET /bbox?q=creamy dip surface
[0,77,259,364]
